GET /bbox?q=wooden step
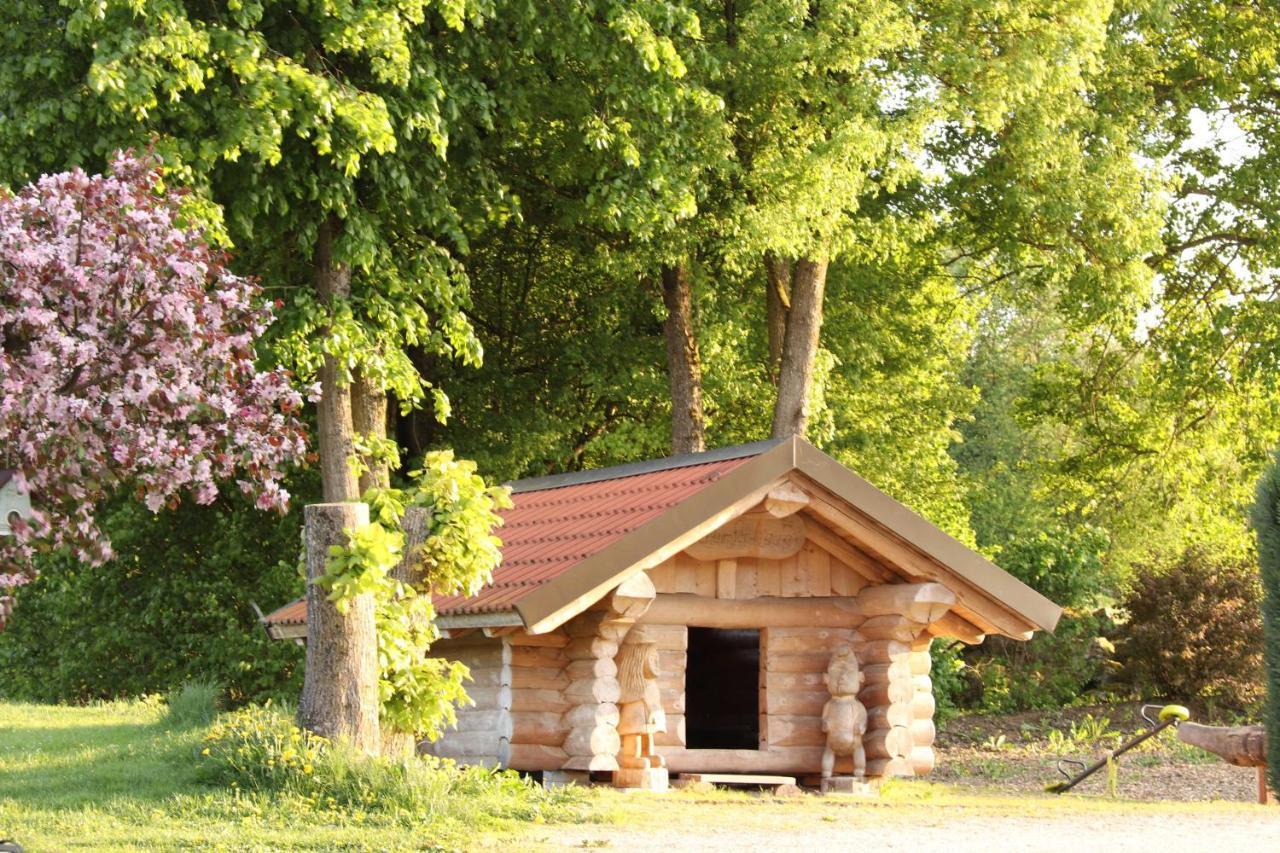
[675,773,798,788]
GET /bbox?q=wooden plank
[658,747,824,774]
[757,560,781,597]
[802,518,891,583]
[648,559,676,593]
[780,553,805,597]
[806,544,831,596]
[674,552,699,594]
[735,557,759,600]
[717,559,737,599]
[694,558,717,598]
[829,559,866,597]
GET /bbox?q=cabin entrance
[685,627,760,749]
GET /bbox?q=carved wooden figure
[614,627,668,789]
[821,644,867,780]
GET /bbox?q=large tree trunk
[299,502,381,754]
[764,253,792,384]
[315,217,360,503]
[771,256,829,438]
[352,371,390,493]
[1177,722,1267,767]
[661,263,706,454]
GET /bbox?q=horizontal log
[859,680,913,707]
[563,724,621,758]
[765,714,826,747]
[463,685,511,710]
[862,661,912,684]
[562,702,620,728]
[656,649,686,674]
[763,651,832,674]
[506,743,567,771]
[912,674,932,695]
[510,711,568,746]
[766,689,828,717]
[506,630,570,648]
[564,675,620,704]
[464,667,510,689]
[566,658,618,681]
[867,703,912,730]
[511,667,569,691]
[910,718,936,747]
[764,628,858,654]
[909,651,931,677]
[857,583,956,624]
[642,623,688,650]
[425,730,504,758]
[640,594,862,629]
[1177,722,1267,767]
[912,692,935,720]
[659,686,687,714]
[865,726,912,760]
[509,687,569,714]
[562,753,619,772]
[926,612,986,645]
[858,640,911,666]
[453,708,513,737]
[909,746,935,776]
[865,757,913,778]
[765,670,826,692]
[654,715,686,747]
[564,636,619,661]
[857,615,925,643]
[657,746,825,774]
[510,645,567,669]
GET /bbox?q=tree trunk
[771,256,829,438]
[300,502,381,754]
[1177,722,1267,767]
[764,253,792,384]
[382,507,431,761]
[661,263,705,454]
[315,217,360,502]
[352,371,390,494]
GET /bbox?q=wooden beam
[926,612,986,645]
[856,583,956,624]
[638,594,863,629]
[717,559,737,599]
[802,491,1037,639]
[801,518,891,583]
[764,482,810,518]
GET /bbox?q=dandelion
[200,748,210,756]
[303,764,313,774]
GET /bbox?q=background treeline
[1,0,1277,717]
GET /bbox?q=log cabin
[263,436,1061,787]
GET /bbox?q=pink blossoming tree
[0,152,308,624]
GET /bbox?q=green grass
[0,700,587,851]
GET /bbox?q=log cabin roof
[261,437,1062,641]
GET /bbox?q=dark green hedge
[0,483,312,705]
[1251,453,1280,794]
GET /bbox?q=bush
[162,681,223,730]
[0,482,312,705]
[1252,454,1280,795]
[198,704,582,824]
[1114,546,1264,710]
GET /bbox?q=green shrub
[1252,454,1280,795]
[1113,546,1264,710]
[198,704,582,824]
[0,483,312,705]
[162,681,223,730]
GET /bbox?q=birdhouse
[0,470,32,536]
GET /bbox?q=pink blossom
[0,150,309,586]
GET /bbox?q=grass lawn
[2,700,1276,852]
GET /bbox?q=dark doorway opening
[685,627,760,749]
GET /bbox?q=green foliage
[316,452,511,738]
[0,490,308,705]
[1252,455,1280,796]
[971,613,1115,714]
[1113,547,1264,710]
[198,703,580,822]
[163,681,224,731]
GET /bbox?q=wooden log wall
[506,629,571,771]
[421,635,512,767]
[648,543,868,600]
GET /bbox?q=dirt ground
[524,704,1277,852]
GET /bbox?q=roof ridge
[506,438,784,495]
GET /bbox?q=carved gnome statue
[821,643,867,780]
[614,626,667,788]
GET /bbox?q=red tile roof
[263,450,759,626]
